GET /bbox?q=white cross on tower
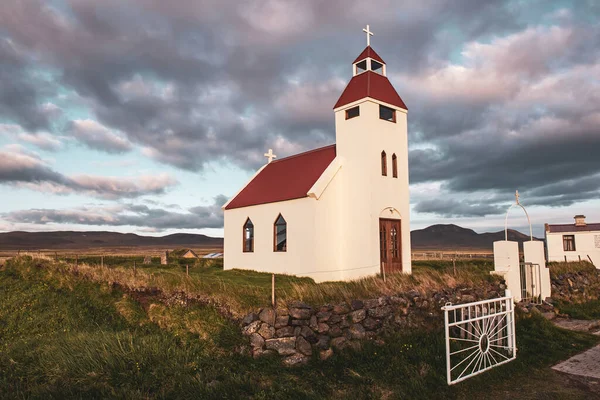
[264,148,277,163]
[363,24,374,46]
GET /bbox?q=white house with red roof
[222,29,411,282]
[545,215,600,267]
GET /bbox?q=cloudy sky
[0,0,598,237]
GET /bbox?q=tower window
[243,218,254,252]
[381,151,387,176]
[356,59,367,74]
[379,105,396,122]
[392,153,398,178]
[345,106,360,119]
[274,214,287,252]
[371,60,383,74]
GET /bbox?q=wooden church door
[379,219,402,274]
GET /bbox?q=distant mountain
[410,224,540,251]
[0,231,223,250]
[0,224,538,251]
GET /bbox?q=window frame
[273,214,287,252]
[392,153,398,178]
[243,218,254,253]
[563,235,576,252]
[381,151,387,176]
[345,106,360,120]
[379,105,396,123]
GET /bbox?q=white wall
[492,240,522,302]
[334,99,411,279]
[546,231,600,267]
[223,198,317,277]
[523,241,551,300]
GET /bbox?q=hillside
[410,224,540,250]
[0,231,223,250]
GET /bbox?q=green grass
[557,299,600,320]
[548,260,596,276]
[1,258,599,399]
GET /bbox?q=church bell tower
[332,25,412,276]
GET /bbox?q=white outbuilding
[545,215,600,267]
[222,36,412,282]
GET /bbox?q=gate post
[505,289,516,357]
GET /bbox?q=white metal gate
[520,262,542,304]
[442,290,517,385]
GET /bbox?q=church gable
[224,145,336,210]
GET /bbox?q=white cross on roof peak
[264,148,277,163]
[363,24,374,47]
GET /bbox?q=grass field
[1,256,599,399]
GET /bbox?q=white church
[222,27,411,282]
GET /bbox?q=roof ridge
[271,144,336,164]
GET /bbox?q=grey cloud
[69,119,132,153]
[414,198,505,218]
[2,195,226,230]
[0,146,178,199]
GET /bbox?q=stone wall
[241,282,503,365]
[551,269,600,303]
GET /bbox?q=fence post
[75,254,78,267]
[382,262,386,283]
[134,260,137,276]
[186,264,189,277]
[271,273,275,307]
[505,289,515,356]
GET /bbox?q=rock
[249,333,265,349]
[317,322,330,333]
[275,315,290,328]
[351,299,364,310]
[296,336,313,356]
[461,295,476,303]
[368,306,392,318]
[331,337,347,350]
[407,290,420,299]
[319,305,333,312]
[350,309,366,323]
[333,303,350,314]
[275,326,295,337]
[265,337,297,356]
[290,308,312,320]
[258,323,275,339]
[319,348,334,361]
[283,353,309,366]
[329,325,342,337]
[290,319,309,326]
[242,320,262,336]
[340,316,350,329]
[300,326,318,343]
[418,300,430,309]
[316,335,330,350]
[541,312,556,320]
[258,308,276,326]
[389,296,408,306]
[328,314,342,324]
[289,301,311,309]
[364,299,379,309]
[348,323,366,339]
[377,297,389,306]
[276,308,289,317]
[347,341,362,351]
[316,311,332,322]
[363,318,381,330]
[309,315,318,330]
[242,313,258,326]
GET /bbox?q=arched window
[381,151,387,176]
[243,218,254,252]
[392,153,398,178]
[274,214,287,252]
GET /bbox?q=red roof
[353,46,385,64]
[334,71,408,110]
[225,145,336,210]
[546,223,600,233]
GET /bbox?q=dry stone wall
[551,269,600,303]
[242,282,503,365]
